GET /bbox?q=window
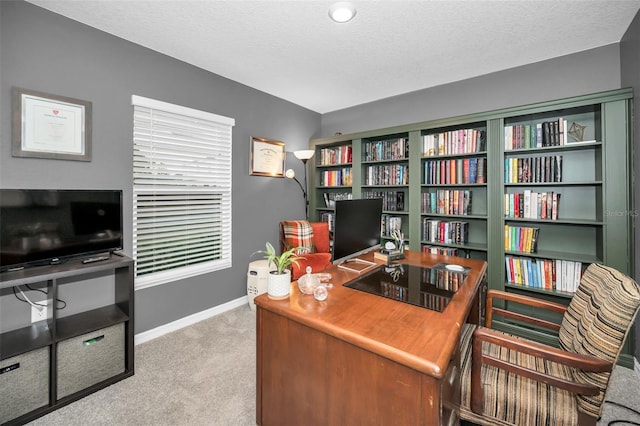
[132,95,234,289]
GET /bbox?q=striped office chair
[459,263,640,426]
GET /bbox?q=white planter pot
[267,270,291,300]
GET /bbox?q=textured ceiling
[26,0,640,113]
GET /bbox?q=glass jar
[298,266,320,295]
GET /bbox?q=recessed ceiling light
[329,2,356,23]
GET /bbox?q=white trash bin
[247,259,275,311]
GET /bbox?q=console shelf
[0,255,135,425]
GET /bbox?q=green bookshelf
[308,88,634,367]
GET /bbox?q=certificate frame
[250,136,285,177]
[12,87,92,161]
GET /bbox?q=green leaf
[257,242,303,275]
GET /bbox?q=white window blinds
[132,95,235,289]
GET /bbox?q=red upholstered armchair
[279,220,332,280]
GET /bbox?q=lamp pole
[287,150,315,220]
[300,157,310,220]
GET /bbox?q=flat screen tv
[0,189,123,271]
[332,198,383,264]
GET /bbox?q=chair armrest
[485,289,567,332]
[469,327,612,413]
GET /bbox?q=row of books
[504,118,567,150]
[422,128,486,157]
[381,214,402,236]
[422,245,459,256]
[504,155,563,183]
[319,145,352,165]
[423,157,487,185]
[363,138,409,162]
[422,190,472,216]
[320,168,352,187]
[363,190,405,211]
[364,164,409,186]
[505,191,561,220]
[321,192,352,209]
[422,219,469,245]
[504,225,539,253]
[505,256,582,293]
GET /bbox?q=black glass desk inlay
[344,263,468,312]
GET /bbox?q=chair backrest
[558,263,640,418]
[279,220,330,255]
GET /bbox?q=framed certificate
[250,136,285,177]
[12,87,92,161]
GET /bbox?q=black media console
[0,255,135,425]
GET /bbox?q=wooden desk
[255,250,487,426]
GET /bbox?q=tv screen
[332,198,383,264]
[0,189,123,271]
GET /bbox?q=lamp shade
[293,150,315,161]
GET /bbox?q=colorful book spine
[504,225,539,253]
[504,118,567,150]
[423,157,485,184]
[505,255,581,293]
[422,129,486,157]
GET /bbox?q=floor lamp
[285,149,315,220]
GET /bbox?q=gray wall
[0,1,320,333]
[621,9,640,365]
[320,44,622,138]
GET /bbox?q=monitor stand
[337,258,377,273]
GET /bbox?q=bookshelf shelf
[317,163,352,169]
[504,181,602,186]
[504,283,575,300]
[424,213,488,220]
[422,150,489,159]
[504,217,604,226]
[504,249,601,263]
[422,183,487,187]
[421,241,488,252]
[362,184,410,188]
[362,159,409,165]
[505,142,601,155]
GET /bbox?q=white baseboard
[134,296,249,345]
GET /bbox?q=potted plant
[258,242,302,299]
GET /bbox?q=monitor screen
[0,189,123,271]
[332,198,383,264]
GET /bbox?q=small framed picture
[12,87,92,161]
[250,136,285,177]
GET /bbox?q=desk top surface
[255,250,487,378]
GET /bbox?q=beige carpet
[27,304,640,425]
[29,305,256,426]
